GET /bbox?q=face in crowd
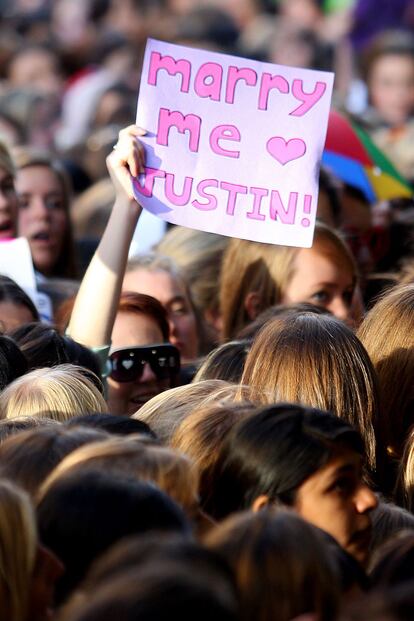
[291,448,377,565]
[108,307,173,417]
[282,239,360,328]
[368,52,414,127]
[123,267,199,363]
[16,164,68,276]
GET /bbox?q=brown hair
[361,29,414,83]
[13,147,77,279]
[204,509,339,621]
[171,401,255,509]
[357,284,414,461]
[118,291,170,342]
[239,312,379,470]
[220,221,357,340]
[40,436,199,518]
[57,290,171,341]
[0,425,108,498]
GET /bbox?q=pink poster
[134,38,334,247]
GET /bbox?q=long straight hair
[357,283,414,461]
[14,148,77,279]
[0,480,37,621]
[239,312,379,471]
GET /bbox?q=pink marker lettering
[165,174,193,206]
[246,187,268,221]
[157,108,201,152]
[269,191,298,224]
[225,66,257,104]
[220,181,248,215]
[133,167,166,198]
[193,179,219,211]
[258,73,289,111]
[290,79,327,116]
[194,62,223,101]
[301,194,313,227]
[147,52,191,93]
[210,125,240,159]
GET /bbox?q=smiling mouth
[130,393,158,406]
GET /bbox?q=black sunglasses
[109,343,180,383]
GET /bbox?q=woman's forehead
[302,448,362,489]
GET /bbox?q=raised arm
[67,125,146,347]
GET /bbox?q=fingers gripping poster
[134,38,334,247]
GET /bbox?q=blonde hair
[239,312,379,470]
[40,436,199,517]
[0,479,37,621]
[0,364,108,422]
[220,221,357,340]
[126,253,181,279]
[157,226,229,321]
[397,429,414,512]
[134,379,231,443]
[357,283,414,460]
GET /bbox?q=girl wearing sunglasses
[67,126,180,415]
[108,292,180,415]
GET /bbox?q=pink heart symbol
[266,137,306,165]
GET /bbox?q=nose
[355,485,378,514]
[328,296,351,324]
[30,197,50,221]
[139,361,158,383]
[168,316,178,336]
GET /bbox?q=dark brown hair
[118,292,170,342]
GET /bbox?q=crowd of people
[0,0,414,620]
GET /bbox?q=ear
[244,292,261,321]
[251,494,272,512]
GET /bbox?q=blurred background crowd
[0,3,414,621]
[0,0,413,303]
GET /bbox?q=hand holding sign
[107,125,146,203]
[134,39,334,247]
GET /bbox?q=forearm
[67,196,141,346]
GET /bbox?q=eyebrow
[331,464,357,477]
[18,191,63,199]
[165,295,187,305]
[311,281,354,290]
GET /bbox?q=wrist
[113,196,142,218]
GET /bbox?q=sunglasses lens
[110,352,144,383]
[149,348,180,379]
[110,346,180,383]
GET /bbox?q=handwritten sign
[0,238,53,322]
[135,39,334,247]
